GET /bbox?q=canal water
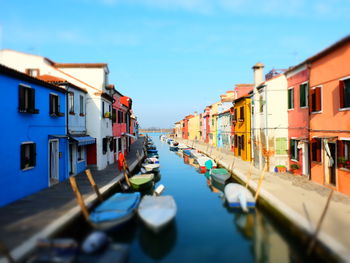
[106,134,315,263]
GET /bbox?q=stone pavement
[178,138,350,263]
[0,137,145,263]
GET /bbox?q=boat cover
[89,192,140,223]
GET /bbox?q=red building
[285,63,310,176]
[112,89,133,160]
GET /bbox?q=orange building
[308,36,350,195]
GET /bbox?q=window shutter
[316,140,321,162]
[49,94,54,114]
[30,89,35,111]
[102,102,105,117]
[20,144,26,169]
[19,86,25,111]
[242,135,245,150]
[57,96,60,114]
[31,143,36,167]
[339,81,344,108]
[315,87,321,111]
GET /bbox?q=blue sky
[1,0,349,128]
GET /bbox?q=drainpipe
[265,85,269,171]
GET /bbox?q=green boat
[129,173,154,191]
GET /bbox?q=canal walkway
[177,138,350,262]
[0,137,145,263]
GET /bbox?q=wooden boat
[129,174,154,191]
[144,157,159,164]
[141,163,160,173]
[190,151,204,159]
[210,168,231,184]
[89,192,141,231]
[138,195,177,233]
[224,183,256,212]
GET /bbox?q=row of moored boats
[160,134,255,213]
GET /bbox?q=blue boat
[89,192,141,231]
[182,148,193,156]
[147,149,158,154]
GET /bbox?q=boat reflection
[139,221,177,260]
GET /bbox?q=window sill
[50,112,65,117]
[338,167,350,171]
[69,112,75,115]
[339,107,350,112]
[311,111,322,114]
[79,113,85,117]
[77,159,85,163]
[22,166,35,171]
[19,109,40,114]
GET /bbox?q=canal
[105,133,315,263]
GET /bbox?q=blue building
[0,65,68,206]
[38,75,95,176]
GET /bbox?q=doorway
[49,139,59,186]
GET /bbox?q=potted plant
[104,112,111,118]
[346,160,350,170]
[290,163,299,174]
[337,157,346,168]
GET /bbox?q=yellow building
[209,102,220,146]
[188,114,200,140]
[233,96,252,161]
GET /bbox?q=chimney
[252,62,264,87]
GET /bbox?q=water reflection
[139,221,177,260]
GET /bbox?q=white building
[0,49,115,170]
[251,63,289,172]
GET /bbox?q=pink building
[285,63,310,176]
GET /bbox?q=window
[68,92,74,113]
[77,146,84,161]
[241,135,245,150]
[109,138,114,151]
[288,88,294,109]
[239,106,244,121]
[112,109,116,123]
[276,137,288,155]
[339,78,350,109]
[259,95,264,113]
[49,94,64,116]
[311,138,322,162]
[18,85,39,114]
[102,137,108,154]
[300,83,308,107]
[310,86,322,112]
[234,135,238,147]
[25,68,39,77]
[337,140,350,168]
[21,142,36,169]
[79,95,84,115]
[113,139,117,153]
[232,108,237,122]
[289,139,299,160]
[118,138,122,152]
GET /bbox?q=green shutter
[276,137,287,155]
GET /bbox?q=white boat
[190,151,205,159]
[210,168,231,184]
[144,157,159,164]
[195,157,217,173]
[224,183,256,212]
[138,195,177,233]
[141,163,160,173]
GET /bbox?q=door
[329,143,336,185]
[49,140,59,186]
[69,143,76,175]
[302,142,309,176]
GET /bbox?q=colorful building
[188,113,200,140]
[251,63,289,172]
[0,64,68,206]
[174,121,182,138]
[209,102,220,146]
[308,36,350,195]
[285,63,310,176]
[204,106,211,143]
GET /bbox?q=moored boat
[138,195,177,233]
[195,157,217,173]
[224,183,255,212]
[89,192,141,231]
[129,174,154,191]
[210,168,231,184]
[141,163,160,173]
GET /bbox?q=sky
[0,0,349,128]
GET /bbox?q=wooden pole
[0,241,15,263]
[245,160,254,188]
[230,157,235,171]
[123,161,131,187]
[68,176,90,221]
[254,162,267,201]
[85,169,103,202]
[307,189,334,256]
